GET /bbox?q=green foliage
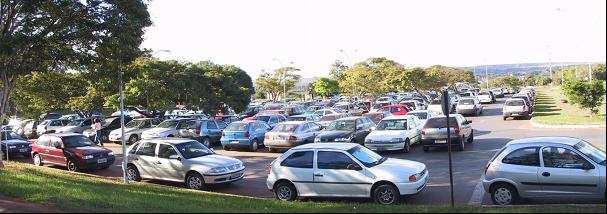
[312,78,340,98]
[329,60,349,81]
[592,64,606,81]
[535,76,552,86]
[254,67,301,101]
[491,76,521,91]
[339,57,401,96]
[561,79,606,115]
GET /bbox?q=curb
[530,118,606,129]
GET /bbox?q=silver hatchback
[482,137,606,205]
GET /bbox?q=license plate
[435,139,446,144]
[231,141,239,144]
[19,148,27,152]
[97,158,107,164]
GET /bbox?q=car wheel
[457,138,465,151]
[126,165,142,182]
[185,172,205,190]
[202,137,211,148]
[223,146,231,151]
[373,184,400,205]
[467,130,474,143]
[249,139,259,152]
[502,116,507,121]
[33,154,43,166]
[423,146,429,152]
[128,135,138,145]
[274,181,297,201]
[403,139,411,153]
[268,147,277,153]
[491,183,518,205]
[67,159,80,172]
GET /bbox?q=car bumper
[203,169,245,184]
[364,142,405,151]
[421,137,462,147]
[456,109,477,114]
[395,172,429,195]
[503,111,529,117]
[265,140,301,149]
[79,156,116,170]
[220,139,252,148]
[479,99,492,103]
[2,147,32,156]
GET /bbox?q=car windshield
[175,141,214,159]
[505,100,525,106]
[459,99,474,105]
[225,122,249,131]
[68,119,84,126]
[62,135,94,148]
[326,120,355,131]
[272,124,299,132]
[424,117,458,128]
[156,120,179,128]
[408,112,428,119]
[125,120,145,128]
[348,145,386,167]
[376,119,407,130]
[1,131,23,140]
[287,116,306,121]
[574,141,606,165]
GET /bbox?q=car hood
[142,128,174,135]
[58,126,78,131]
[369,158,426,181]
[66,146,111,156]
[317,130,353,139]
[366,130,410,141]
[1,139,29,146]
[110,128,137,135]
[187,154,242,169]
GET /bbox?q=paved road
[11,97,606,205]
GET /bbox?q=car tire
[249,139,259,152]
[491,183,518,205]
[128,135,138,145]
[67,159,80,172]
[274,181,298,201]
[223,146,231,151]
[467,130,474,143]
[502,116,507,121]
[422,146,429,152]
[268,147,277,153]
[185,172,205,190]
[403,139,411,153]
[373,184,400,205]
[457,138,465,151]
[202,137,211,148]
[126,165,142,182]
[33,153,43,166]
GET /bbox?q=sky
[141,0,606,78]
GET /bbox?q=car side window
[37,136,50,147]
[135,142,157,156]
[141,121,151,128]
[129,142,140,154]
[186,120,197,129]
[82,119,92,126]
[207,121,217,129]
[501,147,540,166]
[542,147,591,169]
[176,121,188,129]
[317,151,358,170]
[217,121,227,129]
[158,144,178,159]
[280,151,314,168]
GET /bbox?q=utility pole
[119,64,127,184]
[484,65,488,89]
[588,63,593,81]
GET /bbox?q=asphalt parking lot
[12,97,606,205]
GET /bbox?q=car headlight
[108,152,114,156]
[9,145,16,149]
[206,166,229,175]
[82,155,94,159]
[391,138,404,143]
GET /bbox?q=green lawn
[0,162,605,213]
[532,86,606,126]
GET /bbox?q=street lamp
[272,58,294,101]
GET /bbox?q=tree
[339,57,400,96]
[0,0,151,119]
[329,60,349,80]
[254,67,300,101]
[312,77,339,98]
[491,76,521,91]
[592,64,606,81]
[562,79,605,115]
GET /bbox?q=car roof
[143,137,199,145]
[336,116,364,121]
[291,142,359,151]
[382,115,415,120]
[506,137,584,147]
[408,110,430,114]
[43,133,83,138]
[277,121,307,125]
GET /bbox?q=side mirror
[169,155,181,161]
[346,163,362,171]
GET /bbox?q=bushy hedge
[561,79,605,115]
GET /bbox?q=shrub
[561,79,605,115]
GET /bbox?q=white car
[456,97,483,116]
[406,110,436,127]
[364,115,423,152]
[141,119,184,139]
[400,99,426,110]
[108,118,159,144]
[266,143,428,205]
[477,92,493,104]
[126,138,245,189]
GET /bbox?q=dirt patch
[0,196,61,213]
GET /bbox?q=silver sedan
[264,121,322,152]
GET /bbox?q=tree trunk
[0,70,13,123]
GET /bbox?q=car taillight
[409,174,417,182]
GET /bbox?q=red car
[31,133,115,172]
[381,104,411,115]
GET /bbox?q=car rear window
[424,117,458,128]
[505,100,525,106]
[408,112,428,119]
[458,99,474,105]
[272,124,299,132]
[225,122,249,131]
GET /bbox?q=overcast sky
[141,0,606,78]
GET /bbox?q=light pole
[272,58,294,101]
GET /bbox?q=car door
[205,121,221,141]
[312,151,373,197]
[278,150,317,196]
[539,146,600,197]
[132,141,161,179]
[49,136,67,165]
[499,147,543,197]
[407,118,421,143]
[456,115,472,137]
[156,143,185,181]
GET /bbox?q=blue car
[220,121,271,152]
[1,130,31,159]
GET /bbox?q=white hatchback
[266,143,428,204]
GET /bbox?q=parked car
[400,100,425,111]
[198,119,228,147]
[456,98,483,116]
[314,108,346,117]
[420,114,473,152]
[39,112,62,121]
[58,114,82,121]
[247,114,287,128]
[512,94,534,113]
[14,119,33,137]
[266,143,428,204]
[380,104,411,116]
[406,110,437,127]
[214,115,240,125]
[482,137,605,205]
[264,121,323,152]
[141,118,198,140]
[31,133,115,171]
[427,99,446,115]
[36,119,71,135]
[287,114,320,122]
[126,138,245,190]
[314,116,375,145]
[1,130,31,158]
[502,98,532,120]
[220,120,272,151]
[317,113,343,127]
[22,120,39,139]
[364,115,423,152]
[477,91,495,104]
[490,88,505,98]
[333,102,364,116]
[83,116,133,143]
[283,105,306,116]
[108,118,161,144]
[362,110,391,125]
[55,118,94,134]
